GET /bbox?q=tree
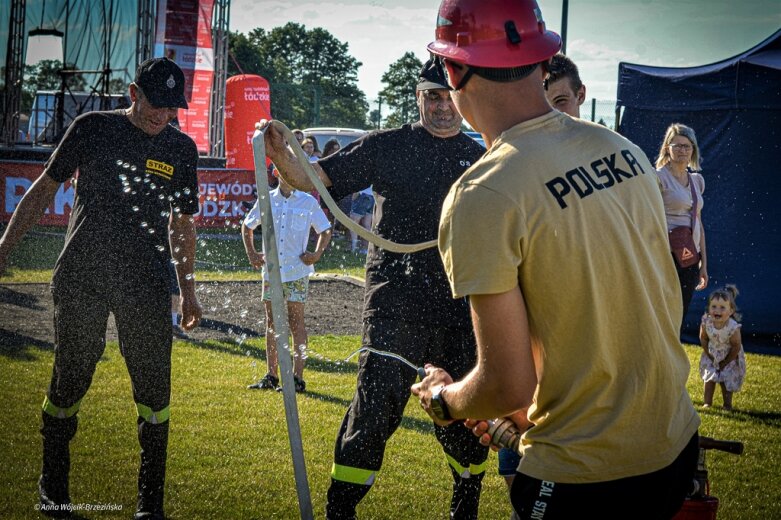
[228,23,369,129]
[379,52,422,128]
[227,30,264,76]
[20,60,87,113]
[368,108,382,130]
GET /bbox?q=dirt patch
[0,276,364,351]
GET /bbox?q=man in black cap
[0,57,202,519]
[259,58,488,519]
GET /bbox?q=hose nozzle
[486,418,522,451]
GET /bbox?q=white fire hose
[251,128,314,520]
[249,121,440,519]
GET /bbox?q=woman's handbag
[669,174,701,268]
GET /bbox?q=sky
[230,0,781,105]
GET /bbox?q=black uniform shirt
[45,111,199,286]
[318,122,484,327]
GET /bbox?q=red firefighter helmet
[428,0,561,68]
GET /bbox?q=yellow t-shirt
[439,111,700,483]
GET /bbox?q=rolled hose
[265,120,437,254]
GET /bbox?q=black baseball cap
[134,57,188,109]
[416,57,450,91]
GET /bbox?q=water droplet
[156,245,165,251]
[123,187,131,193]
[134,176,142,183]
[183,187,191,195]
[148,228,155,234]
[116,160,124,166]
[140,222,149,228]
[123,163,130,169]
[130,165,137,171]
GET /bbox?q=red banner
[196,169,257,227]
[154,0,215,153]
[0,162,258,228]
[0,162,74,226]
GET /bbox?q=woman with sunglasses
[655,123,708,325]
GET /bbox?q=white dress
[699,315,746,392]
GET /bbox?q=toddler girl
[699,285,745,411]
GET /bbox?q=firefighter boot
[449,467,484,520]
[39,412,78,518]
[134,419,169,520]
[325,479,372,520]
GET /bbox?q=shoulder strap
[687,173,698,226]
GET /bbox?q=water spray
[345,346,427,379]
[345,347,523,451]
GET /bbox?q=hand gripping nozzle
[486,418,523,452]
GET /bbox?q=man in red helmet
[413,1,700,518]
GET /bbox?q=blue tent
[617,30,781,349]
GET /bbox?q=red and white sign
[1,162,259,228]
[154,0,215,153]
[195,168,257,227]
[0,162,73,226]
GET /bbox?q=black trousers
[43,275,172,512]
[673,254,701,326]
[327,317,488,519]
[510,432,699,520]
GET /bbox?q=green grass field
[1,227,780,518]
[1,336,780,519]
[1,226,366,283]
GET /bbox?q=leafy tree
[19,60,87,113]
[228,23,368,129]
[379,52,422,128]
[227,30,265,77]
[108,77,127,94]
[30,60,86,91]
[368,108,382,130]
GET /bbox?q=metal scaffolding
[136,0,157,65]
[2,0,27,146]
[209,0,230,158]
[2,0,230,158]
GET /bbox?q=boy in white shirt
[242,170,332,392]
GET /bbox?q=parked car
[464,131,485,148]
[303,127,367,151]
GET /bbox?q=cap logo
[166,74,176,89]
[436,15,452,27]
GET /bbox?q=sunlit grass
[0,339,779,518]
[2,228,779,518]
[2,226,366,283]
